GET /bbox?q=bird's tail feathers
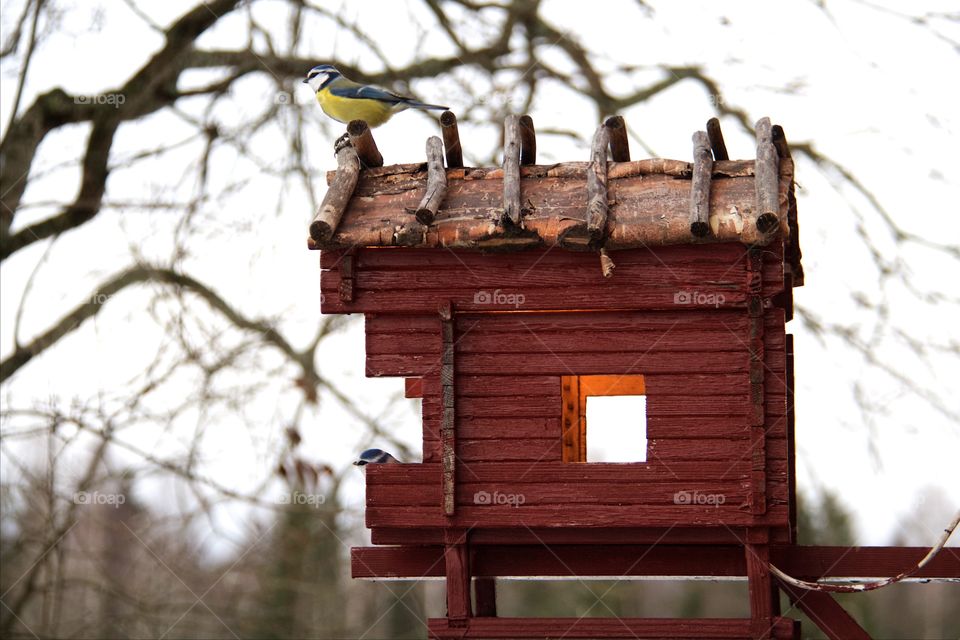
[403,99,448,111]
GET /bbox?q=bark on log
[312,158,790,250]
[439,301,456,517]
[325,158,757,186]
[309,145,360,243]
[502,115,522,227]
[440,110,463,169]
[690,130,713,238]
[605,115,631,162]
[754,117,780,235]
[599,248,615,278]
[586,124,610,243]
[415,136,447,225]
[771,124,791,161]
[347,119,383,168]
[706,117,729,161]
[519,115,537,165]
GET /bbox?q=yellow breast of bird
[316,88,395,128]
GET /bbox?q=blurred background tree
[1,0,957,637]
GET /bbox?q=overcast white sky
[1,0,958,555]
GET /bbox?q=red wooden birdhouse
[308,115,956,639]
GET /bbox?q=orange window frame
[561,374,646,463]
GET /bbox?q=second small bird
[303,64,448,128]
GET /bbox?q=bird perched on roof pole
[303,65,448,128]
[353,448,400,466]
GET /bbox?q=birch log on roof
[414,136,447,226]
[314,157,792,250]
[309,144,360,243]
[501,115,523,227]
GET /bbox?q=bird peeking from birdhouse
[353,448,400,466]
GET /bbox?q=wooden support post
[706,117,729,161]
[746,540,775,640]
[502,115,522,227]
[689,130,713,238]
[519,115,537,165]
[309,145,360,243]
[586,124,610,244]
[747,247,767,515]
[604,115,630,162]
[778,581,871,640]
[440,301,456,516]
[416,136,448,225]
[755,117,780,235]
[347,119,384,168]
[444,535,472,622]
[440,111,463,169]
[786,334,797,543]
[474,578,497,617]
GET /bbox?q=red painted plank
[456,375,561,397]
[369,479,761,507]
[326,284,749,314]
[453,351,750,377]
[353,544,959,581]
[368,351,752,377]
[773,545,960,580]
[427,616,797,639]
[371,526,755,546]
[363,462,751,484]
[646,395,751,416]
[404,377,423,398]
[347,262,747,292]
[458,396,560,418]
[444,543,472,619]
[352,544,750,579]
[367,330,761,355]
[457,417,560,439]
[458,310,749,333]
[457,438,561,462]
[325,245,749,270]
[365,503,789,528]
[779,582,870,640]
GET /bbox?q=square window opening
[585,395,647,462]
[561,374,648,463]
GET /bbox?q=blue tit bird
[353,448,400,466]
[303,64,448,128]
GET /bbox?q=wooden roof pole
[755,117,780,235]
[706,117,729,161]
[586,123,610,244]
[518,115,537,165]
[604,115,630,162]
[347,119,384,168]
[440,110,463,169]
[309,143,360,243]
[690,130,713,238]
[415,136,447,226]
[502,115,523,227]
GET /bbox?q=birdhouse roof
[307,115,802,285]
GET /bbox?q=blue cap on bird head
[303,64,341,86]
[354,448,399,466]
